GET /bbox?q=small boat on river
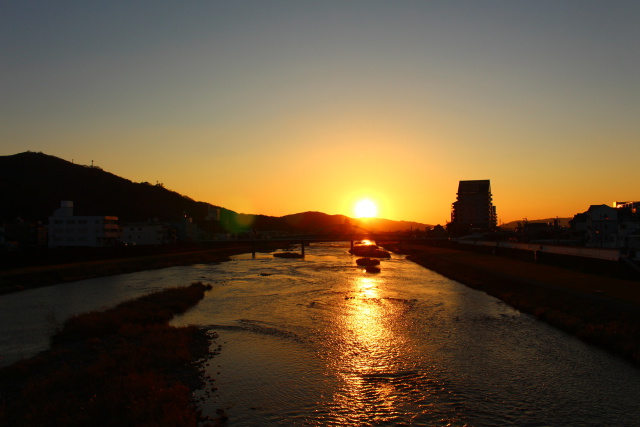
[356,257,380,266]
[350,245,391,258]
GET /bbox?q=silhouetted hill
[0,151,222,224]
[280,212,430,234]
[357,217,431,233]
[0,152,431,233]
[500,218,572,229]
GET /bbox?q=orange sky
[2,2,639,225]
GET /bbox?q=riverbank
[383,243,640,366]
[0,241,288,295]
[0,282,222,427]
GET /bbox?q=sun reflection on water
[326,274,409,423]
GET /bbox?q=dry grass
[0,282,219,427]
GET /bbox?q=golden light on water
[328,274,406,422]
[357,276,378,299]
[343,276,397,370]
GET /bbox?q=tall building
[450,180,497,234]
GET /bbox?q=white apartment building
[48,201,120,247]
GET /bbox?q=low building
[585,204,619,248]
[173,215,210,242]
[571,202,640,249]
[122,221,176,246]
[48,201,120,247]
[1,218,48,250]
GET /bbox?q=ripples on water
[171,245,640,426]
[2,243,640,425]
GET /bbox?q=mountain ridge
[0,151,431,233]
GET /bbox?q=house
[584,204,620,248]
[48,201,120,247]
[569,212,588,243]
[571,202,640,249]
[1,218,47,250]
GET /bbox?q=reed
[0,282,218,427]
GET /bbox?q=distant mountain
[280,212,430,234]
[0,152,430,233]
[500,217,572,229]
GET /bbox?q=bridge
[223,233,433,256]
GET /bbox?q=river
[1,242,640,426]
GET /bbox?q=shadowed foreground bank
[0,283,221,427]
[384,243,640,366]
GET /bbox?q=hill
[0,151,221,222]
[279,212,429,234]
[0,152,430,233]
[500,218,572,229]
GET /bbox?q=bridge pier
[301,240,305,257]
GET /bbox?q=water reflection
[328,275,407,423]
[5,243,640,425]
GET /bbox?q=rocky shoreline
[383,243,640,366]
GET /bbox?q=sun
[354,199,378,218]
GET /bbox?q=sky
[2,1,639,225]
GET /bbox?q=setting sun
[354,199,378,218]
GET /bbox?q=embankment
[383,243,640,366]
[0,241,288,295]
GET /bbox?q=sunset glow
[2,2,639,224]
[354,199,378,218]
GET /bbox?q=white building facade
[48,201,120,247]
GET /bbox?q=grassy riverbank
[384,243,640,366]
[0,241,287,295]
[0,282,221,427]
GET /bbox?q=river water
[2,242,640,426]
